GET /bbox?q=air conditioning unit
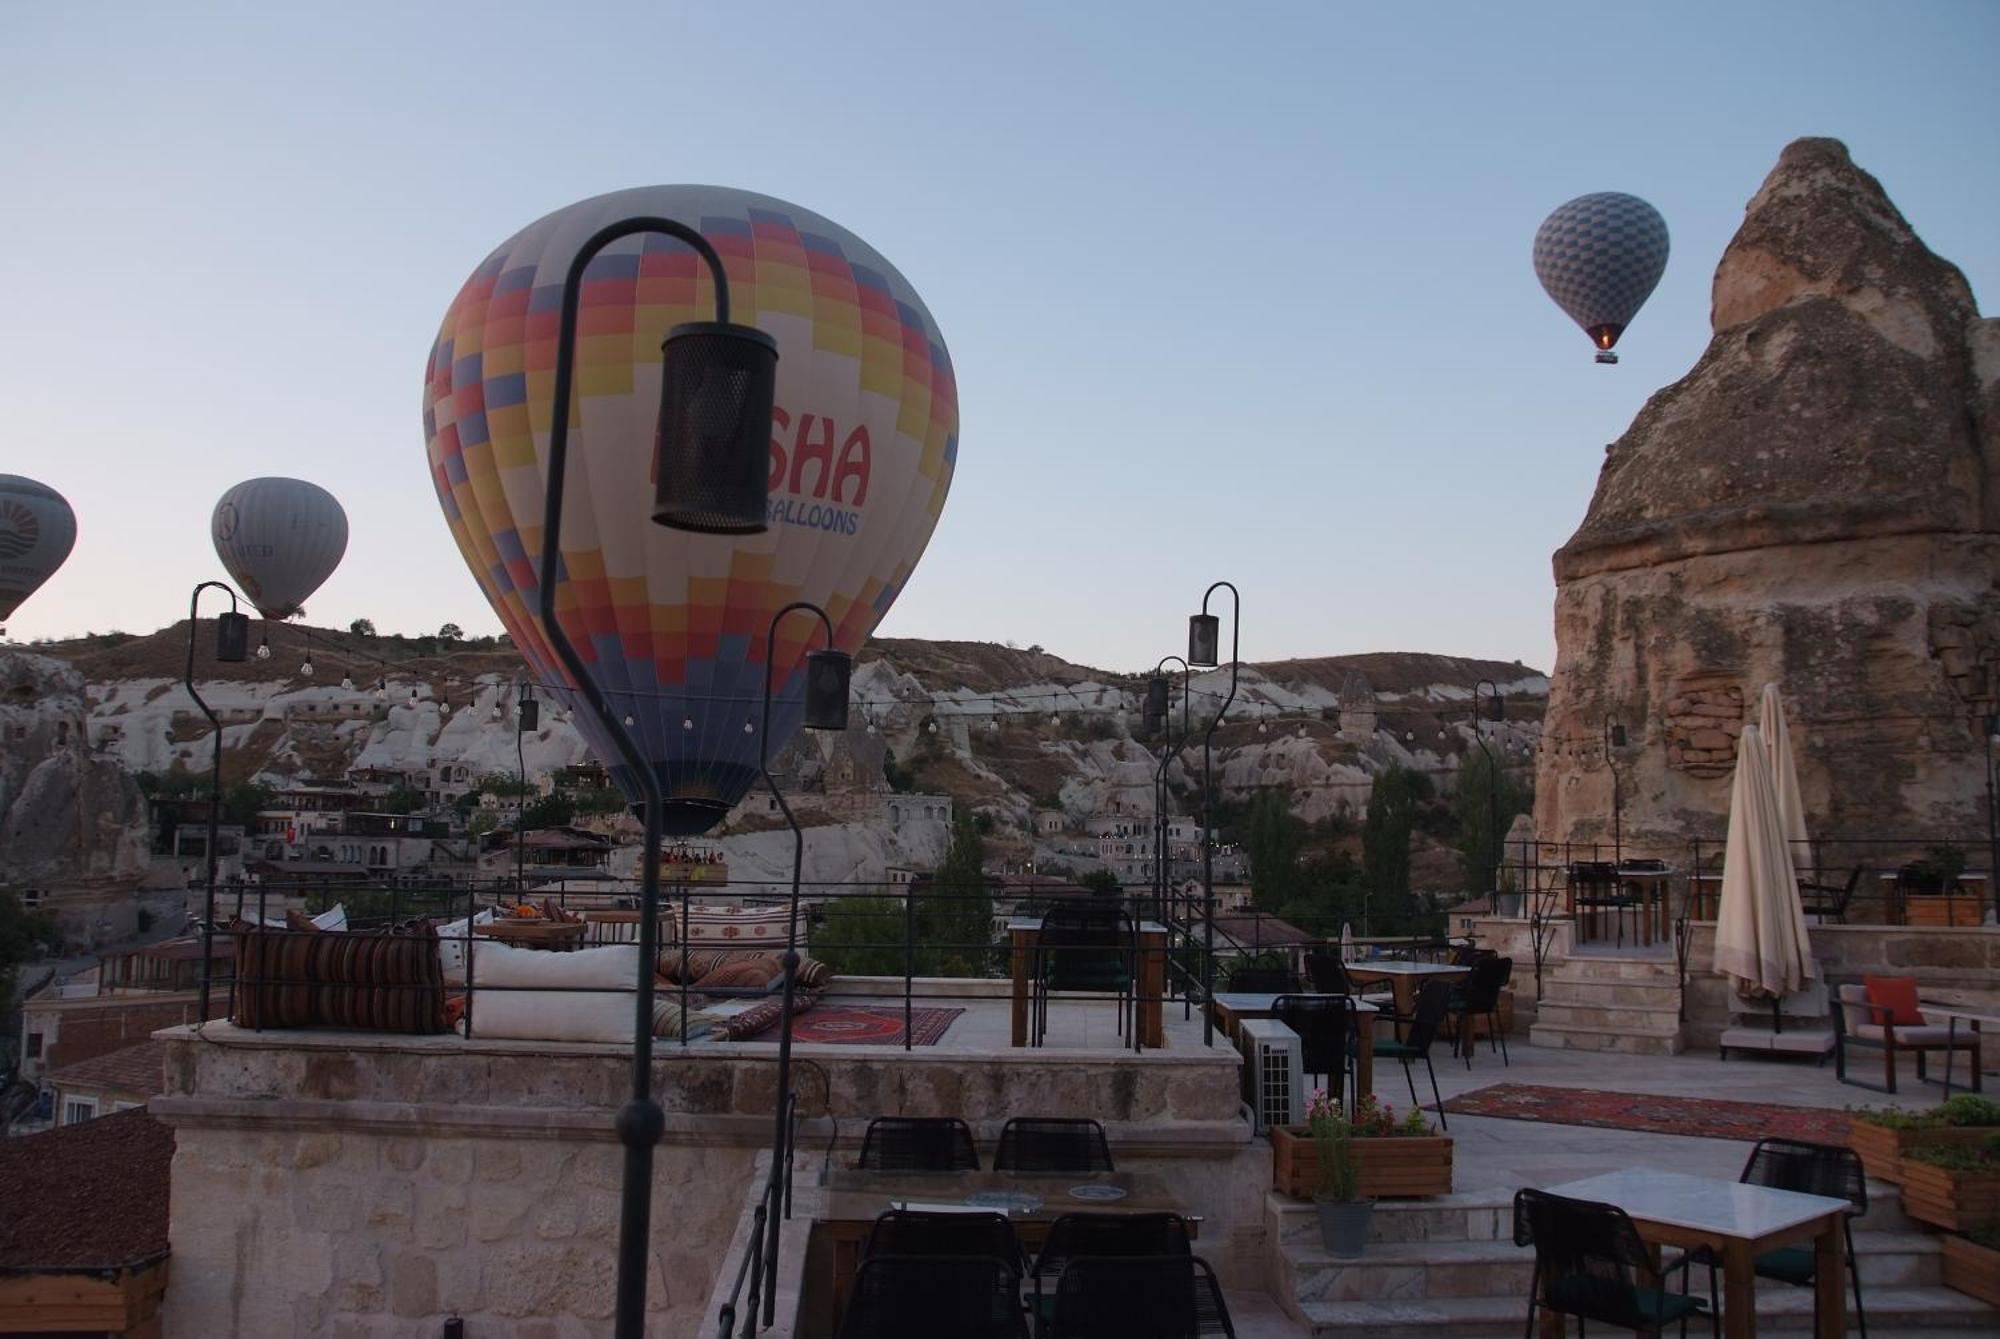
[1237,1017,1305,1134]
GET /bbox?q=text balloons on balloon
[210,477,349,619]
[423,185,958,835]
[1533,192,1669,362]
[0,475,78,628]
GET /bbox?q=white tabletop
[1213,992,1380,1015]
[1546,1168,1848,1240]
[1342,960,1467,976]
[1006,917,1168,933]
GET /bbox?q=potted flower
[1849,1095,2000,1182]
[1306,1089,1371,1257]
[1900,1133,2000,1231]
[1272,1093,1453,1199]
[1943,1224,2000,1307]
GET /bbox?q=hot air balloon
[0,474,77,629]
[210,478,349,619]
[1533,192,1669,364]
[424,186,957,835]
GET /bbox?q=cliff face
[0,651,150,890]
[1537,138,2000,857]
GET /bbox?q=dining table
[1543,1167,1850,1339]
[820,1167,1197,1322]
[1208,992,1380,1101]
[1340,960,1469,1020]
[1007,917,1169,1048]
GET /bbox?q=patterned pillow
[717,990,820,1041]
[673,903,792,946]
[696,960,782,992]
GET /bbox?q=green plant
[1852,1102,1948,1131]
[1902,1132,2000,1173]
[1854,1096,2000,1131]
[1306,1088,1358,1203]
[1905,844,1968,891]
[1943,1095,2000,1127]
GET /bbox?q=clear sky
[3,2,1995,673]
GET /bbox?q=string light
[299,658,314,677]
[742,721,754,734]
[255,641,271,661]
[682,717,694,731]
[340,675,354,691]
[622,714,635,727]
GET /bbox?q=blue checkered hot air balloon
[1533,192,1669,364]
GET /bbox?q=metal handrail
[714,1091,797,1338]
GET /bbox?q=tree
[382,785,427,816]
[1363,763,1430,932]
[809,896,911,976]
[220,781,276,829]
[0,891,63,1009]
[917,814,993,976]
[1455,745,1525,894]
[520,791,575,830]
[349,618,376,637]
[1081,868,1123,898]
[438,622,464,642]
[1245,787,1305,911]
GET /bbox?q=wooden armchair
[1832,981,1983,1094]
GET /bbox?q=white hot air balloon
[0,474,78,629]
[210,478,348,619]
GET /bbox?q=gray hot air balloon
[210,477,348,620]
[1533,192,1670,364]
[0,474,78,627]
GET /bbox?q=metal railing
[713,1091,797,1338]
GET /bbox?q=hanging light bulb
[1298,724,1308,738]
[865,718,878,735]
[299,658,314,677]
[255,640,272,661]
[491,702,504,721]
[927,721,939,735]
[742,720,754,735]
[986,719,998,732]
[623,714,635,727]
[681,716,694,731]
[1257,721,1269,735]
[375,679,387,701]
[408,687,420,706]
[440,700,452,715]
[340,675,354,691]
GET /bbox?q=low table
[1545,1167,1850,1339]
[1341,960,1468,1018]
[1209,993,1379,1101]
[821,1169,1195,1322]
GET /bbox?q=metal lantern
[804,649,852,731]
[1188,613,1220,668]
[1607,722,1628,749]
[1484,693,1506,722]
[214,611,250,663]
[518,698,540,732]
[651,322,780,534]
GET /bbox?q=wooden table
[1008,918,1167,1049]
[1340,961,1468,1019]
[473,920,587,950]
[1209,992,1379,1101]
[1545,1168,1849,1339]
[822,1168,1196,1323]
[1688,873,1723,921]
[1617,866,1675,944]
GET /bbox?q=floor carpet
[1439,1082,1851,1144]
[745,1006,964,1047]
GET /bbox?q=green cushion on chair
[1547,1276,1707,1329]
[1754,1244,1817,1285]
[1373,1040,1417,1059]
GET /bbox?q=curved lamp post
[537,215,776,1338]
[184,581,249,1021]
[514,679,538,894]
[757,601,850,1324]
[1187,582,1239,1046]
[1603,716,1628,865]
[1144,657,1191,932]
[1471,679,1505,900]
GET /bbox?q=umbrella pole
[1771,995,1783,1035]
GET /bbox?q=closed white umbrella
[1759,684,1810,872]
[1340,922,1354,961]
[1712,725,1816,1001]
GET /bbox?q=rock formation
[1537,138,2000,864]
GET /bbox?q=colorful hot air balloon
[210,477,349,619]
[0,474,77,627]
[1533,192,1670,363]
[424,186,957,835]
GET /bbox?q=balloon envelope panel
[210,477,350,620]
[423,185,957,833]
[0,474,78,623]
[1532,192,1670,349]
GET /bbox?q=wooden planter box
[1271,1127,1453,1199]
[1904,893,1985,927]
[1942,1234,2000,1307]
[1900,1160,2000,1231]
[1849,1122,1996,1183]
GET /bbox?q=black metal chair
[838,1252,1030,1339]
[1307,951,1391,1003]
[1046,1254,1236,1339]
[1033,903,1137,1047]
[1272,993,1358,1102]
[856,1116,981,1171]
[1513,1188,1714,1339]
[1374,978,1452,1129]
[862,1209,1026,1274]
[1798,866,1864,925]
[1029,1213,1191,1336]
[1678,1137,1870,1339]
[1449,956,1512,1068]
[1568,860,1638,945]
[994,1117,1115,1174]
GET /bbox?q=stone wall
[154,1023,1250,1337]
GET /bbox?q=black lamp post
[756,601,850,1323]
[1146,657,1191,931]
[1604,716,1628,864]
[535,215,774,1339]
[185,581,248,1021]
[1986,710,1998,924]
[1471,679,1505,898]
[514,680,537,894]
[1187,582,1239,1046]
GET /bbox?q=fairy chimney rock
[1537,138,2000,858]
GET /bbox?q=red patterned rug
[745,1006,963,1047]
[1440,1083,1851,1144]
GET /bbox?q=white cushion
[437,910,497,982]
[463,942,641,1044]
[310,903,348,932]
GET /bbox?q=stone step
[1276,1230,1944,1303]
[1527,1020,1686,1054]
[1548,955,1682,983]
[1294,1286,1998,1337]
[1540,977,1684,1008]
[1534,1000,1684,1032]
